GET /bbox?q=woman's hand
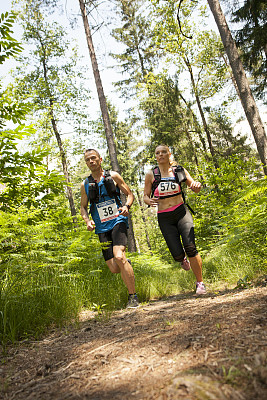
[190,181,201,193]
[148,197,159,207]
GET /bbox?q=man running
[80,149,139,308]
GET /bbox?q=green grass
[1,204,266,347]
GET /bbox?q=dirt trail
[1,286,266,400]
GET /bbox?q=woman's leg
[157,212,185,262]
[178,206,204,284]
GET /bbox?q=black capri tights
[157,204,198,262]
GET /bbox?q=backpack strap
[150,165,195,214]
[151,166,161,198]
[103,170,122,207]
[173,166,195,214]
[85,175,99,214]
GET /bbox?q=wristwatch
[126,204,131,210]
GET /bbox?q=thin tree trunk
[221,53,241,101]
[49,101,77,221]
[39,35,77,221]
[136,188,153,254]
[179,92,208,156]
[79,0,137,251]
[127,210,137,253]
[79,0,120,172]
[184,56,219,169]
[207,0,267,175]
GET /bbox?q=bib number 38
[97,199,119,222]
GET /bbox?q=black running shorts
[98,222,128,261]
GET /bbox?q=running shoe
[181,257,191,271]
[196,282,206,295]
[126,294,139,308]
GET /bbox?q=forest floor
[1,282,267,400]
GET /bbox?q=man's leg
[101,223,138,306]
[111,245,135,294]
[105,258,120,274]
[102,246,136,292]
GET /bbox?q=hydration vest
[87,170,122,208]
[151,165,194,214]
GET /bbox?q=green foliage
[191,156,266,283]
[0,0,266,348]
[150,0,228,98]
[221,365,241,384]
[0,126,65,211]
[207,107,254,158]
[235,275,252,290]
[0,11,23,64]
[111,0,157,97]
[140,74,187,145]
[0,203,194,345]
[0,207,79,344]
[11,0,92,164]
[0,9,65,213]
[231,0,267,101]
[191,155,263,250]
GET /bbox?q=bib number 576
[160,182,176,191]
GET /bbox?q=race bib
[158,181,180,197]
[97,199,119,222]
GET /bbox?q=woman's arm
[184,168,201,194]
[143,170,159,206]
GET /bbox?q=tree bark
[184,56,219,169]
[49,101,77,222]
[79,0,120,173]
[39,34,77,221]
[79,0,137,251]
[207,0,267,175]
[127,211,137,253]
[136,188,153,254]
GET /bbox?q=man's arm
[80,182,95,231]
[111,171,134,216]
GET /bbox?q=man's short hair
[84,149,101,158]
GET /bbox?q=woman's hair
[155,144,177,166]
[84,148,101,158]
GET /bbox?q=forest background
[0,0,266,346]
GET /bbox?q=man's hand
[86,220,95,231]
[118,205,129,216]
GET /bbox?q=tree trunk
[79,0,120,173]
[39,35,77,222]
[120,192,137,252]
[127,211,137,253]
[184,56,219,169]
[79,0,137,250]
[136,188,153,254]
[207,0,267,175]
[49,101,77,222]
[179,92,208,156]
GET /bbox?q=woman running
[143,144,206,295]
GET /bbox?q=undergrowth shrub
[1,157,266,345]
